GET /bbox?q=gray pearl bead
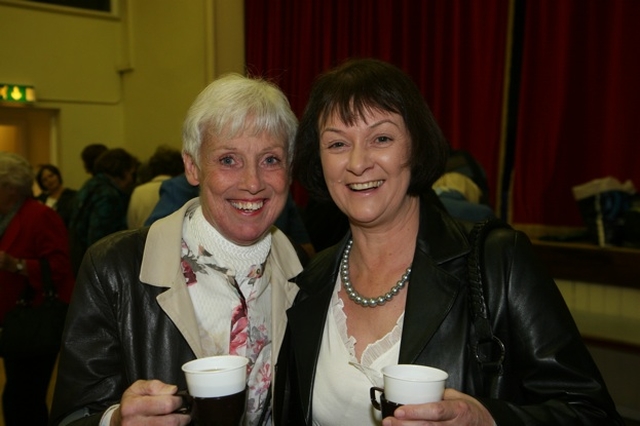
[339,239,412,308]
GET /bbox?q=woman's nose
[241,164,262,193]
[347,144,371,175]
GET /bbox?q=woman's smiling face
[40,168,61,193]
[184,129,290,246]
[319,108,413,228]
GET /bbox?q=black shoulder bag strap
[17,258,56,304]
[39,257,57,298]
[467,218,507,385]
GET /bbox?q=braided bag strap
[467,218,508,375]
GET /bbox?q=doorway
[0,105,58,172]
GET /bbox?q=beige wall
[556,280,640,419]
[0,0,244,190]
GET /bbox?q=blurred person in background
[432,171,495,222]
[68,148,139,275]
[127,145,184,229]
[0,152,75,426]
[35,164,77,228]
[143,172,198,226]
[80,143,108,177]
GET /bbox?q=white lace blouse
[312,276,404,425]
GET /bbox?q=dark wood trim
[531,240,640,290]
[584,336,640,354]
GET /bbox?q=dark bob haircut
[93,148,139,179]
[81,143,108,175]
[148,145,184,178]
[36,164,63,192]
[292,58,450,200]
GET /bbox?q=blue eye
[220,156,234,165]
[264,156,281,165]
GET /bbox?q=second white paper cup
[382,364,448,405]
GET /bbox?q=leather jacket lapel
[156,281,204,357]
[285,242,343,423]
[400,195,469,363]
[399,239,462,363]
[268,230,303,369]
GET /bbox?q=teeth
[231,201,264,211]
[349,180,383,191]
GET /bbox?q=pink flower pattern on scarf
[229,304,248,354]
[180,236,270,425]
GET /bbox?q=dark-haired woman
[36,164,77,228]
[274,58,623,425]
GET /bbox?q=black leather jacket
[50,226,194,426]
[50,200,303,426]
[274,197,623,425]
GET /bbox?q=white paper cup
[381,364,448,405]
[181,355,249,398]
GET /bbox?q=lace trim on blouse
[332,276,405,367]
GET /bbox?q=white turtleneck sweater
[181,205,272,426]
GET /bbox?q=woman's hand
[111,379,191,426]
[0,251,25,275]
[382,388,495,426]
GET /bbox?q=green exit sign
[0,84,36,103]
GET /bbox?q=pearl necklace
[340,239,412,308]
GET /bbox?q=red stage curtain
[511,0,640,226]
[245,0,510,207]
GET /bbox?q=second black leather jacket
[274,196,623,425]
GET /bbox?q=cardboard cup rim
[382,364,449,382]
[181,355,249,374]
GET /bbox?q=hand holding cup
[384,388,497,425]
[370,364,448,418]
[116,379,192,425]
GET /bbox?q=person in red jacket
[0,151,75,426]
